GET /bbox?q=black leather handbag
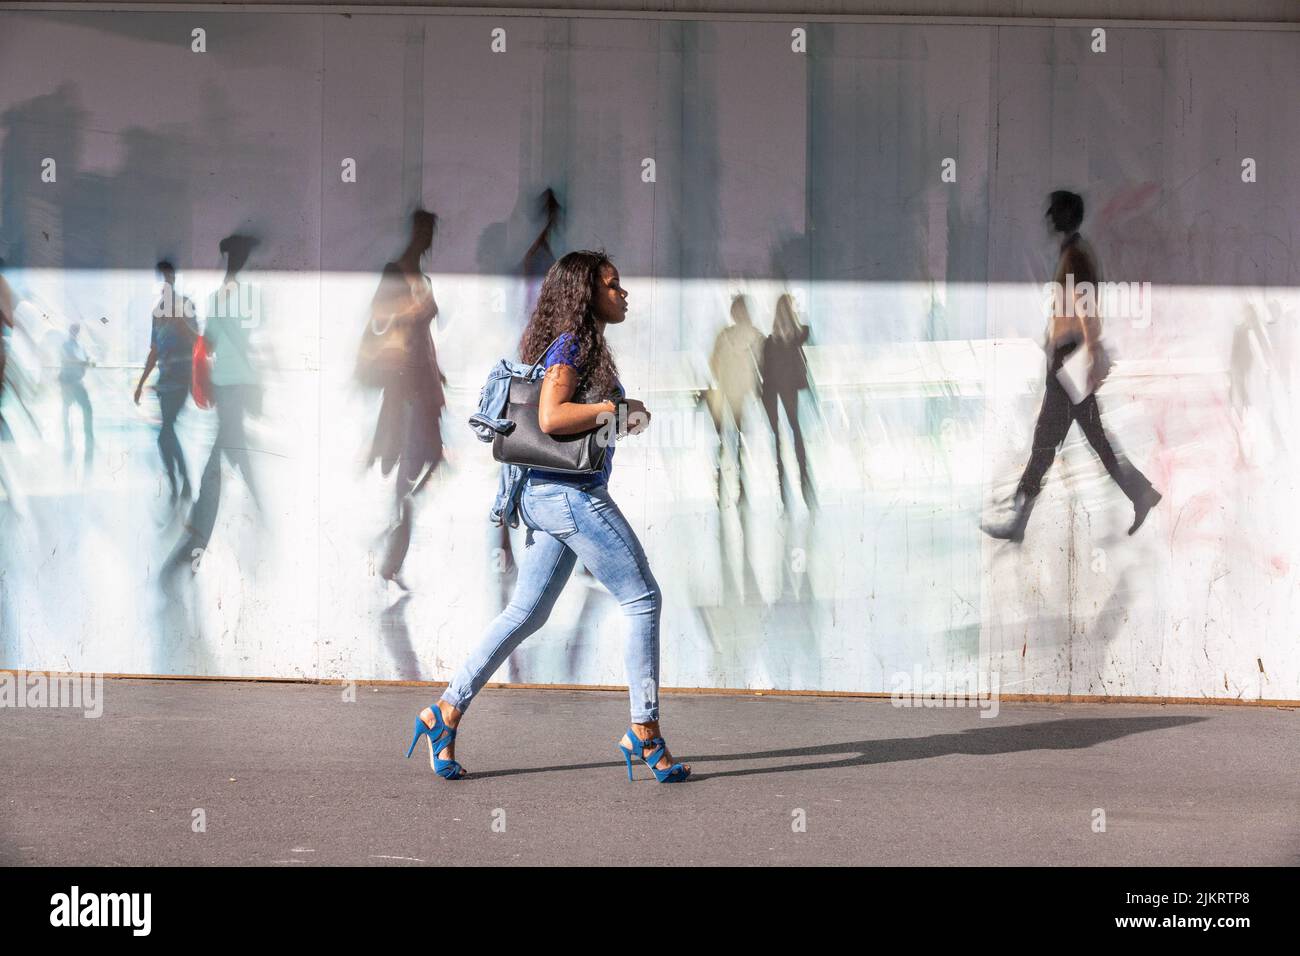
[492,335,612,474]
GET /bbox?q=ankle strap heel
[405,707,467,780]
[616,726,691,783]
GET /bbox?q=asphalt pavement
[2,678,1296,866]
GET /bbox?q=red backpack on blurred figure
[191,335,213,409]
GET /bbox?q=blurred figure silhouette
[381,593,422,680]
[707,294,766,506]
[762,293,815,509]
[0,257,15,504]
[522,188,560,325]
[203,234,263,507]
[0,270,38,442]
[356,209,447,591]
[0,257,41,510]
[58,322,94,468]
[134,261,197,501]
[704,294,767,604]
[982,191,1161,542]
[166,233,264,576]
[0,256,13,444]
[1229,296,1290,466]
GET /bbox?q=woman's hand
[621,398,650,437]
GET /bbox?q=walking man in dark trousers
[982,190,1162,542]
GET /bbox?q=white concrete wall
[0,8,1296,699]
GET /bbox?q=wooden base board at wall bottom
[1,670,1296,708]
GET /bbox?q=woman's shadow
[452,713,1208,781]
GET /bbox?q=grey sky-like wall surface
[0,9,1296,285]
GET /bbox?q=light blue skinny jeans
[440,473,664,722]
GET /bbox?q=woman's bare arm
[537,364,616,435]
[134,345,158,401]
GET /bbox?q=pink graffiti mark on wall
[1146,380,1245,555]
[1099,182,1160,230]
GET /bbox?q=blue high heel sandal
[617,727,691,783]
[405,707,467,780]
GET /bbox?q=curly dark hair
[517,249,621,400]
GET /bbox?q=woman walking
[359,209,447,590]
[762,293,815,509]
[406,250,691,783]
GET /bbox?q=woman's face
[592,262,628,325]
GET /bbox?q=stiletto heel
[616,727,691,784]
[404,707,467,780]
[405,716,424,759]
[618,744,636,781]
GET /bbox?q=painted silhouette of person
[0,257,14,443]
[134,261,197,500]
[762,293,815,509]
[360,209,447,590]
[708,294,766,505]
[982,191,1161,542]
[58,323,94,467]
[165,233,264,579]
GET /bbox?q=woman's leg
[762,385,785,498]
[781,386,811,499]
[553,484,663,723]
[438,526,576,716]
[217,385,261,510]
[378,491,413,585]
[380,446,421,585]
[554,483,687,773]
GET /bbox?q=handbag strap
[368,267,427,338]
[527,333,572,377]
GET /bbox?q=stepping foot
[1128,489,1162,535]
[619,730,691,775]
[419,705,466,775]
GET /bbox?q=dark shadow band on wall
[0,8,1295,286]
